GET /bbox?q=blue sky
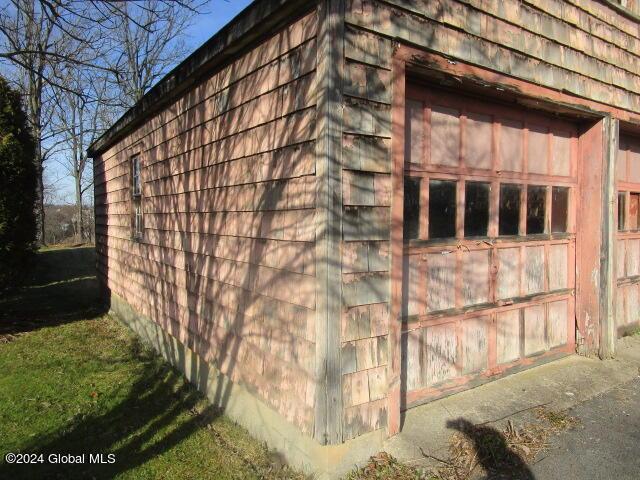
[50,0,254,203]
[186,0,254,51]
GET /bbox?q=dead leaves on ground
[346,452,432,480]
[350,407,579,480]
[427,407,579,480]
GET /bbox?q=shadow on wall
[93,17,321,439]
[446,418,535,480]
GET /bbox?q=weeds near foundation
[345,452,435,480]
[628,327,640,337]
[188,404,307,480]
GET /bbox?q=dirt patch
[0,332,24,344]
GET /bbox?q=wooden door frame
[387,44,624,437]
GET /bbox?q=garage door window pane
[618,192,626,231]
[404,177,421,240]
[499,184,521,236]
[429,180,456,239]
[551,187,569,233]
[464,182,489,237]
[526,186,546,234]
[630,193,640,230]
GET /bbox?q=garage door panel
[406,100,424,166]
[551,130,572,177]
[497,309,521,365]
[462,249,489,306]
[617,145,627,182]
[524,246,545,295]
[616,290,625,328]
[626,239,640,277]
[616,135,640,339]
[499,118,524,172]
[465,112,493,170]
[404,329,425,391]
[425,323,458,385]
[462,316,489,374]
[430,105,460,167]
[426,252,456,312]
[617,239,626,279]
[402,254,423,317]
[548,300,568,348]
[524,304,546,356]
[625,285,639,327]
[401,85,576,404]
[497,247,520,299]
[629,145,640,184]
[527,124,549,175]
[548,244,568,291]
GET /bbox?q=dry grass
[424,407,579,480]
[343,408,579,480]
[533,407,579,432]
[345,452,435,480]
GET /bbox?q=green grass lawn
[0,246,305,480]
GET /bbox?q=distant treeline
[45,204,94,245]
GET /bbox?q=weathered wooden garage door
[401,85,577,407]
[616,134,640,337]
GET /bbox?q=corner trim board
[314,0,345,445]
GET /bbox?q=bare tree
[0,0,205,244]
[51,66,113,243]
[103,0,197,107]
[0,0,59,244]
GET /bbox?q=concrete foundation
[109,292,384,479]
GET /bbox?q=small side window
[132,156,141,197]
[131,155,143,240]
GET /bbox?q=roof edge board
[89,0,316,157]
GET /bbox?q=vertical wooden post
[599,117,618,359]
[388,57,405,437]
[576,117,617,358]
[314,0,344,445]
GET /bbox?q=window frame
[130,154,144,241]
[617,190,640,233]
[401,88,577,246]
[402,175,573,245]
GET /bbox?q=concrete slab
[530,376,640,479]
[384,336,640,472]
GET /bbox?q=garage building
[88,0,640,477]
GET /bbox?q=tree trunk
[30,79,46,246]
[75,175,83,244]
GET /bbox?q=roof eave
[88,0,316,158]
